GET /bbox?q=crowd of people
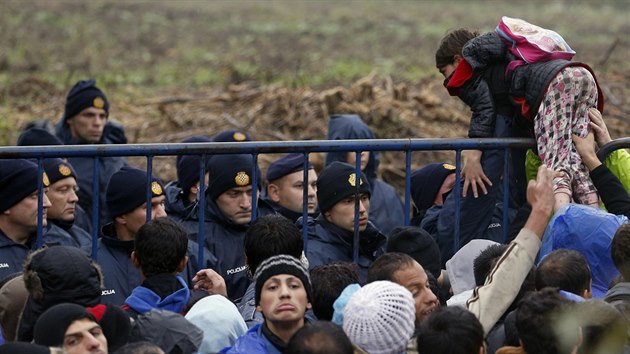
[1,23,630,354]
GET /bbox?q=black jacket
[299,214,386,283]
[453,32,602,138]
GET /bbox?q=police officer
[41,158,92,254]
[265,153,319,222]
[0,159,51,281]
[202,154,275,300]
[98,166,218,305]
[299,161,386,282]
[325,114,405,235]
[54,79,127,229]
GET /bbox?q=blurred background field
[1,0,629,183]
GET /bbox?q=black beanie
[254,255,312,306]
[17,128,63,146]
[410,162,456,212]
[0,159,49,213]
[177,155,208,195]
[206,154,260,201]
[266,153,313,182]
[33,303,96,347]
[386,226,442,279]
[106,166,165,218]
[63,79,109,122]
[42,158,77,185]
[212,129,253,142]
[176,135,212,166]
[316,161,370,213]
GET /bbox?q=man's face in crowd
[63,318,108,354]
[47,177,79,222]
[4,188,52,230]
[324,193,369,232]
[67,107,107,143]
[346,151,370,172]
[216,185,257,225]
[257,274,311,326]
[267,169,318,214]
[392,261,439,325]
[116,195,166,240]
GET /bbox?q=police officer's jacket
[0,229,36,282]
[97,222,220,306]
[198,198,276,301]
[299,214,386,283]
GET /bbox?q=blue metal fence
[4,136,620,268]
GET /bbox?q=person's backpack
[495,16,575,64]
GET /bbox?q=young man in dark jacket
[325,114,405,235]
[54,79,127,230]
[200,154,276,301]
[97,166,218,306]
[299,161,386,282]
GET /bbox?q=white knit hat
[342,281,416,354]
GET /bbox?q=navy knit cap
[386,226,442,279]
[177,155,209,195]
[0,159,49,213]
[17,128,63,146]
[176,135,212,166]
[254,254,312,306]
[42,158,77,185]
[410,163,456,212]
[206,154,260,201]
[212,129,253,142]
[63,79,109,122]
[266,153,314,182]
[33,303,96,347]
[317,161,370,214]
[106,166,164,218]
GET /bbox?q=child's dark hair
[612,224,630,281]
[134,218,188,277]
[244,214,303,275]
[310,262,359,321]
[435,28,480,68]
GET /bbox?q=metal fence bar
[301,152,310,253]
[197,154,207,270]
[35,158,45,249]
[404,150,412,226]
[3,137,553,265]
[503,147,510,243]
[91,157,100,260]
[146,155,154,221]
[454,149,462,252]
[353,151,362,264]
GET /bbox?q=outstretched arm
[467,166,555,334]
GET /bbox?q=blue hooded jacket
[220,323,282,354]
[539,204,626,299]
[124,275,190,315]
[325,114,405,235]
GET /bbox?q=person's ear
[324,211,332,222]
[453,54,463,65]
[267,184,281,203]
[131,251,140,269]
[256,305,263,313]
[306,302,312,310]
[115,214,126,225]
[176,255,189,273]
